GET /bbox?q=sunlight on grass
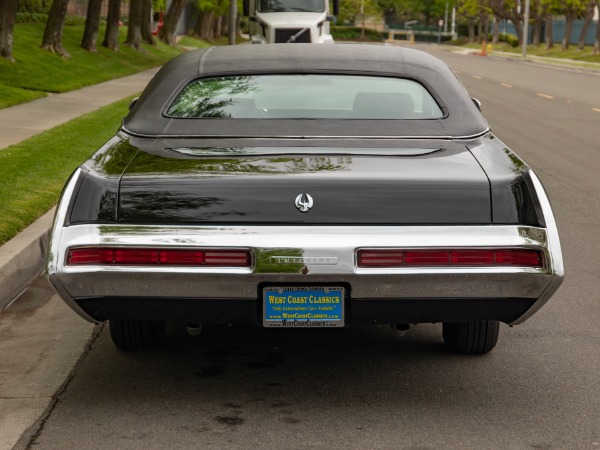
[0,23,182,107]
[0,97,132,245]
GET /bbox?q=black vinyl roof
[122,43,489,139]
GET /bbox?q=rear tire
[109,319,165,351]
[442,320,499,354]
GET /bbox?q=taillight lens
[357,249,543,268]
[67,248,251,267]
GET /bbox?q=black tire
[109,319,165,351]
[442,320,499,354]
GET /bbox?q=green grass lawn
[0,97,131,246]
[178,34,249,48]
[0,22,183,108]
[0,83,47,109]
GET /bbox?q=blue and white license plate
[263,286,345,328]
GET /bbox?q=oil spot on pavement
[215,416,245,426]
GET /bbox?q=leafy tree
[488,0,524,45]
[81,0,103,51]
[577,0,596,49]
[415,0,446,27]
[560,0,587,50]
[0,0,18,61]
[41,0,70,56]
[102,0,121,50]
[457,0,481,43]
[340,0,381,32]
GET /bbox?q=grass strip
[0,97,132,246]
[0,23,183,107]
[0,84,47,109]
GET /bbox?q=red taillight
[495,249,543,267]
[159,250,204,265]
[115,249,159,264]
[67,248,114,265]
[358,249,543,268]
[67,248,251,267]
[356,250,404,267]
[204,250,251,267]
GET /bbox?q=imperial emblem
[294,193,314,212]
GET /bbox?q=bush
[490,33,519,47]
[16,13,89,25]
[331,26,385,42]
[16,12,48,23]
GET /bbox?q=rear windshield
[166,74,444,120]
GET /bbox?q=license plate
[263,286,345,328]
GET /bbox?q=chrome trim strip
[120,126,491,141]
[509,170,564,324]
[48,222,561,322]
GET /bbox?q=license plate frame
[262,286,345,328]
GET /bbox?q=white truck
[243,0,339,44]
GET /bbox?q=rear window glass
[166,74,443,119]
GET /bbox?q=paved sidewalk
[0,68,161,450]
[0,68,159,150]
[0,67,160,310]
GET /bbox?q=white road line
[472,75,483,80]
[537,93,554,100]
[593,108,600,113]
[500,83,513,88]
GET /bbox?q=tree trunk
[476,16,482,43]
[577,1,595,50]
[492,15,500,44]
[81,0,103,52]
[512,19,523,46]
[103,0,121,50]
[159,0,187,45]
[561,11,576,51]
[194,10,215,40]
[595,1,600,54]
[482,13,489,41]
[41,0,70,57]
[141,0,155,45]
[0,0,18,61]
[125,0,143,50]
[213,15,223,38]
[467,18,475,43]
[545,13,553,49]
[221,13,229,37]
[236,13,242,37]
[488,0,524,46]
[532,16,543,46]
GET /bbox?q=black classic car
[47,44,563,354]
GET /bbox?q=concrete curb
[0,209,55,311]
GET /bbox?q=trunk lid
[118,144,491,225]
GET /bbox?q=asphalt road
[10,45,600,449]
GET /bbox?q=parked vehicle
[243,0,339,43]
[47,44,563,354]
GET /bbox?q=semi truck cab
[243,0,340,44]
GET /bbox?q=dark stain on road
[215,416,245,426]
